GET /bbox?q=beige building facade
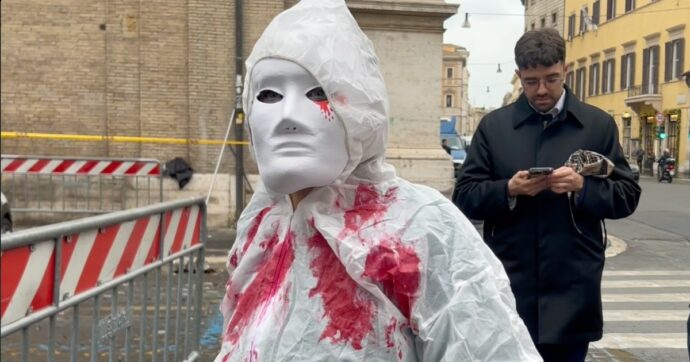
[503,73,524,106]
[441,44,471,136]
[467,106,493,137]
[1,0,458,224]
[564,0,689,176]
[523,0,566,35]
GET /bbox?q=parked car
[1,191,12,234]
[629,163,640,182]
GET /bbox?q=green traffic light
[660,133,667,139]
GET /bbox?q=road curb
[606,234,627,258]
[639,175,690,184]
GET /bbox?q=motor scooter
[657,158,676,183]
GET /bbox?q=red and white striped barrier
[0,156,160,176]
[0,204,202,327]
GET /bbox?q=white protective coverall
[217,0,541,361]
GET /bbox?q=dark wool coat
[453,87,641,344]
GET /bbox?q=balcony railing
[627,83,660,97]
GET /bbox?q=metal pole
[234,0,245,225]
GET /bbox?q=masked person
[216,1,541,361]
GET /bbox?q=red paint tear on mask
[224,231,295,344]
[363,237,421,321]
[315,100,334,122]
[307,230,374,350]
[384,317,397,348]
[341,184,398,237]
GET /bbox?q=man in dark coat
[453,28,641,362]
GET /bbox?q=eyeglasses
[521,76,563,90]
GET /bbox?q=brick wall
[0,0,285,173]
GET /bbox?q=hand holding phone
[527,167,554,178]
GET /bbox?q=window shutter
[593,1,600,25]
[677,39,685,80]
[642,47,650,88]
[665,41,673,81]
[621,55,627,90]
[652,45,659,87]
[595,63,601,95]
[630,53,636,89]
[588,65,593,95]
[610,58,616,92]
[602,61,608,92]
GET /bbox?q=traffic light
[657,125,667,139]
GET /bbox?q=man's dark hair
[514,28,565,69]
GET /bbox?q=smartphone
[528,167,554,178]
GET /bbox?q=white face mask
[248,58,349,195]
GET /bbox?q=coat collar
[512,85,586,129]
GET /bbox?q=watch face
[248,58,349,194]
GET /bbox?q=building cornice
[347,0,458,33]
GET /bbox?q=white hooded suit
[217,1,541,361]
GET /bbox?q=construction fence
[1,197,208,362]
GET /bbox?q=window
[621,52,636,90]
[541,17,546,28]
[575,67,587,100]
[461,59,466,68]
[565,70,575,89]
[606,0,616,20]
[580,7,588,34]
[552,12,558,25]
[568,14,576,39]
[592,1,600,26]
[445,94,453,108]
[602,58,616,93]
[642,45,660,93]
[589,62,600,96]
[447,67,453,79]
[625,0,635,12]
[665,39,685,81]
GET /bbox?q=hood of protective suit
[218,1,541,361]
[243,0,395,191]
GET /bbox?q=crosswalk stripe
[591,333,687,349]
[602,293,690,302]
[601,279,690,288]
[604,310,689,321]
[595,270,690,351]
[603,270,690,276]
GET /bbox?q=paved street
[587,177,690,362]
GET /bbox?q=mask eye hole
[306,87,328,102]
[257,90,283,104]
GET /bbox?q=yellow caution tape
[1,132,250,146]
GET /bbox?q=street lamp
[462,13,470,28]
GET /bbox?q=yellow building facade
[564,0,689,176]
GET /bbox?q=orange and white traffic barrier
[0,197,206,361]
[1,155,161,176]
[0,203,201,326]
[1,155,164,215]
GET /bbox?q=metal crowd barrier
[0,155,164,215]
[1,197,207,362]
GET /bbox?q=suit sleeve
[452,119,512,220]
[576,117,641,219]
[410,203,542,362]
